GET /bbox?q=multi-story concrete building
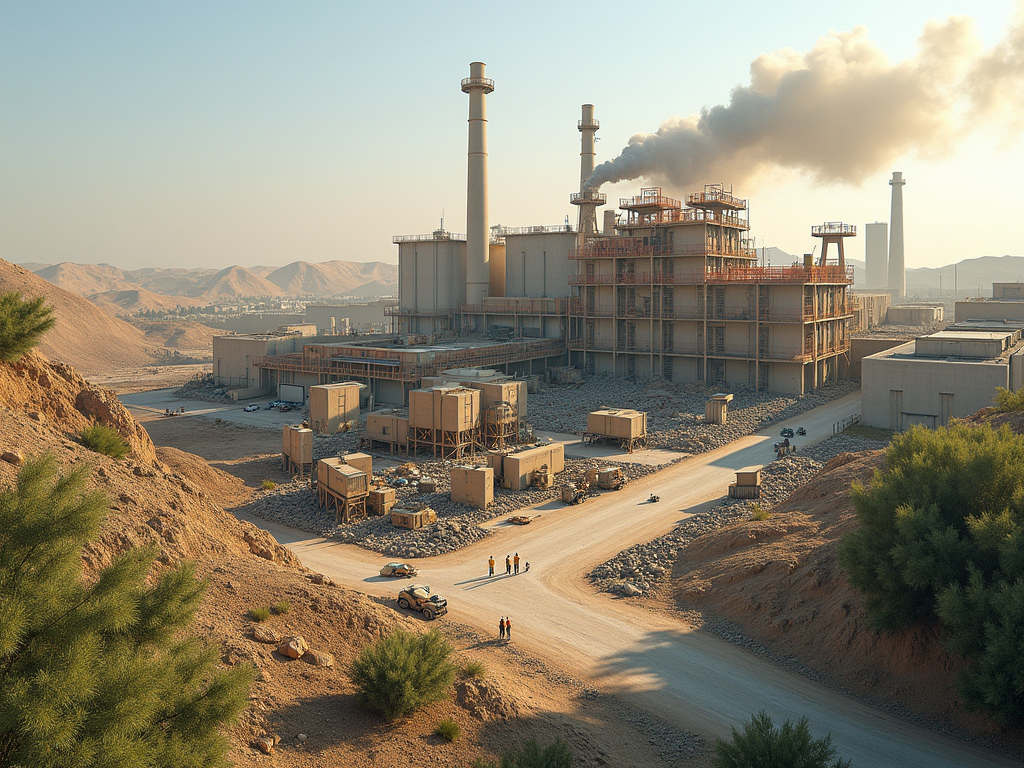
[565,187,853,394]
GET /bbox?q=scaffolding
[316,486,367,525]
[482,401,518,451]
[408,426,482,460]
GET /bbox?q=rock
[302,648,334,667]
[254,735,275,755]
[1,451,25,466]
[455,679,520,720]
[27,411,44,423]
[277,635,310,659]
[297,733,308,743]
[253,625,281,644]
[621,582,643,596]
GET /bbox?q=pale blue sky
[1,1,1020,271]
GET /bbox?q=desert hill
[265,260,399,296]
[0,258,156,374]
[184,265,285,302]
[130,319,220,352]
[34,261,137,296]
[668,449,1015,746]
[89,287,190,316]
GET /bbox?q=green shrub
[0,291,55,363]
[463,659,487,678]
[79,422,130,459]
[0,454,252,766]
[489,738,573,768]
[749,503,770,521]
[713,711,850,768]
[349,629,457,720]
[261,478,276,491]
[249,607,271,622]
[434,717,461,742]
[270,600,290,615]
[995,386,1024,412]
[838,422,1024,723]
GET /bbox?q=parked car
[780,427,795,438]
[242,404,260,412]
[796,426,806,436]
[379,562,418,578]
[397,584,448,620]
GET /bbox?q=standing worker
[505,554,512,575]
[498,616,505,640]
[505,617,512,641]
[514,553,520,574]
[488,556,495,577]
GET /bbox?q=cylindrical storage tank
[603,209,617,235]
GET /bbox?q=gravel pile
[239,449,659,558]
[529,376,860,453]
[589,432,888,597]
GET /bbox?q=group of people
[487,553,529,576]
[497,616,513,641]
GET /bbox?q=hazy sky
[1,1,1021,272]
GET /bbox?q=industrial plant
[209,61,880,416]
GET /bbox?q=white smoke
[586,6,1024,191]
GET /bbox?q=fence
[833,413,861,435]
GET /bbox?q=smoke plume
[586,6,1024,192]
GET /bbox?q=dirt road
[234,392,1014,767]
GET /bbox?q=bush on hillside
[0,291,55,363]
[838,422,1024,723]
[0,454,253,767]
[994,386,1024,412]
[79,422,130,459]
[473,738,574,768]
[349,628,457,720]
[434,717,461,742]
[713,711,850,768]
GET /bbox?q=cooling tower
[887,172,906,299]
[462,62,494,304]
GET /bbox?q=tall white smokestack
[887,172,906,299]
[462,62,493,304]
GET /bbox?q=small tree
[473,738,574,768]
[0,454,252,766]
[349,628,457,720]
[0,291,55,362]
[994,386,1024,413]
[713,711,851,768]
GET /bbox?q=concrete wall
[955,300,1024,324]
[850,337,908,377]
[993,283,1024,300]
[398,239,465,313]
[213,334,306,387]
[862,342,1010,429]
[886,305,944,325]
[504,232,576,298]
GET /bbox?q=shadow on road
[461,574,516,590]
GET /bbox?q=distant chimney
[887,172,906,299]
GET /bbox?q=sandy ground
[89,363,212,394]
[132,388,1017,767]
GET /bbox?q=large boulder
[277,635,309,659]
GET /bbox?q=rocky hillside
[88,287,189,315]
[0,351,689,767]
[668,449,1022,751]
[0,258,156,374]
[184,265,285,302]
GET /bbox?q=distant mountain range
[16,259,399,313]
[765,249,1023,298]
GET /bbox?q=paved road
[237,392,1016,767]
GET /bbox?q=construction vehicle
[561,482,587,505]
[588,466,626,491]
[648,494,660,503]
[397,584,448,620]
[530,464,553,490]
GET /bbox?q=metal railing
[811,222,857,236]
[461,76,494,92]
[688,189,747,209]
[393,231,466,243]
[570,191,607,205]
[497,224,574,236]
